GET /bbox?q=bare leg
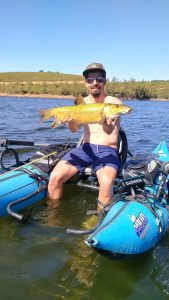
[47,160,78,207]
[82,167,117,230]
[96,166,117,210]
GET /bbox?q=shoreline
[0,93,75,99]
[0,93,168,101]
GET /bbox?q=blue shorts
[61,143,120,173]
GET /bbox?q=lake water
[0,96,169,300]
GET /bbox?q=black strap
[21,167,48,185]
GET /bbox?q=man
[47,62,123,211]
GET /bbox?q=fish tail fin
[39,109,50,121]
[39,109,56,121]
[39,109,59,128]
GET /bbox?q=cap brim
[83,68,106,77]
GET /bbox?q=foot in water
[82,214,98,230]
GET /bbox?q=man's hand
[62,118,80,133]
[106,117,116,126]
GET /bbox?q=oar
[0,138,48,148]
[0,150,58,177]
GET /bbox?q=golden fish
[40,101,132,128]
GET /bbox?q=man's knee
[49,169,64,186]
[99,173,116,187]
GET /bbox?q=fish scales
[40,103,132,128]
[49,104,104,123]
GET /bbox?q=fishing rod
[0,150,58,177]
[0,138,48,148]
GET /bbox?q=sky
[0,0,169,81]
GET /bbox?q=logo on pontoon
[125,178,143,186]
[128,212,149,238]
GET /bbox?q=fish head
[104,103,132,117]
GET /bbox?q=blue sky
[0,0,169,81]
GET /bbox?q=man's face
[85,71,106,97]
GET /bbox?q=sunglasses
[85,77,106,84]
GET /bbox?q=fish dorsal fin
[74,94,85,105]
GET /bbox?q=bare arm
[61,118,80,133]
[67,120,80,133]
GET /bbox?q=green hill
[0,72,168,100]
[0,71,82,82]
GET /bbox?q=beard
[91,87,100,97]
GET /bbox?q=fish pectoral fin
[74,94,85,105]
[98,116,106,125]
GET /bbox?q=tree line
[0,72,168,100]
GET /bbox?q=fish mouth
[127,107,132,113]
[118,107,132,114]
[122,107,132,114]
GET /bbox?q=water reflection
[151,234,169,296]
[17,185,98,296]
